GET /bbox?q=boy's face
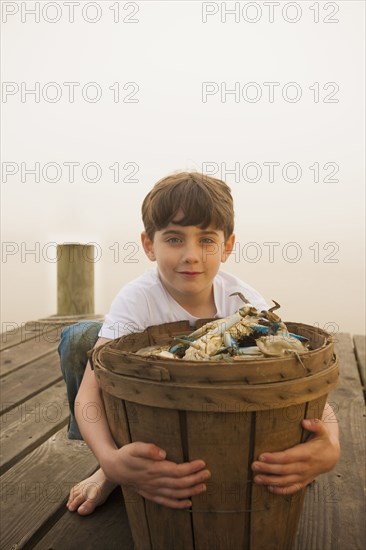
[141,210,235,305]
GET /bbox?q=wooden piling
[57,243,95,316]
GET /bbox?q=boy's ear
[221,234,236,263]
[141,231,156,261]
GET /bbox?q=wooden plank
[0,337,59,378]
[186,410,251,550]
[0,427,98,550]
[0,381,69,474]
[0,322,43,351]
[284,395,328,550]
[125,402,194,550]
[353,335,366,389]
[294,473,343,550]
[102,393,151,550]
[97,344,334,384]
[32,487,134,550]
[294,334,366,550]
[0,316,103,352]
[250,404,306,550]
[0,323,62,352]
[0,351,62,415]
[249,396,327,550]
[94,359,339,412]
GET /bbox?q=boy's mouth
[178,271,202,276]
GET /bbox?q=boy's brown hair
[141,171,234,241]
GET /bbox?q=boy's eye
[166,237,182,244]
[165,237,215,245]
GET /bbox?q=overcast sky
[1,1,365,334]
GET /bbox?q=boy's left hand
[251,417,340,495]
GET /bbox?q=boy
[59,171,340,515]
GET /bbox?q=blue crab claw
[250,323,281,335]
[169,337,198,353]
[288,333,309,343]
[223,332,237,348]
[253,325,308,342]
[251,322,308,342]
[169,342,187,354]
[219,333,239,356]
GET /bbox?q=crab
[135,292,309,364]
[135,345,174,359]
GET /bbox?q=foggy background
[1,0,365,335]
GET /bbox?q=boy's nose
[181,245,201,263]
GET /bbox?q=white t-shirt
[98,266,269,340]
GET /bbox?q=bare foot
[67,468,118,515]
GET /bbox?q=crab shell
[255,333,308,357]
[183,333,223,361]
[135,345,175,359]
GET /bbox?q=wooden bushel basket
[91,321,339,550]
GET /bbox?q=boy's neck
[179,293,217,318]
[159,275,217,318]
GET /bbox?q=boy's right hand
[101,442,210,509]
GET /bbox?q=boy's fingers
[127,443,208,479]
[252,461,304,476]
[147,463,210,484]
[149,459,208,479]
[253,472,305,486]
[256,441,316,465]
[129,442,167,460]
[129,443,206,472]
[302,418,328,437]
[255,450,296,465]
[151,470,211,489]
[174,460,208,476]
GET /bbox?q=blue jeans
[58,321,103,440]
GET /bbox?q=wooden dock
[1,321,365,550]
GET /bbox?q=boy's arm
[251,401,340,495]
[74,337,119,461]
[75,339,210,508]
